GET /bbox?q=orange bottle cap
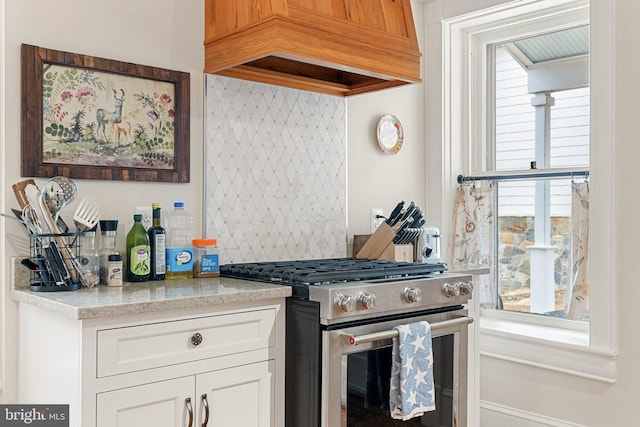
[192,238,217,246]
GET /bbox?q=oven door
[321,310,472,427]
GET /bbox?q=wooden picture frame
[21,44,190,182]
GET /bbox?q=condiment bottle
[79,225,99,287]
[192,239,219,278]
[98,220,119,285]
[148,203,166,280]
[107,254,123,287]
[126,214,150,282]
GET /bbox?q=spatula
[73,198,102,233]
[12,179,36,209]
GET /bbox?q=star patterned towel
[389,321,436,420]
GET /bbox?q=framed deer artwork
[20,44,190,182]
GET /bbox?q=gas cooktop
[221,257,472,325]
[220,258,449,300]
[220,258,447,285]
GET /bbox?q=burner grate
[220,258,447,286]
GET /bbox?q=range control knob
[404,287,423,303]
[357,292,377,310]
[459,281,475,296]
[443,282,460,298]
[336,293,356,313]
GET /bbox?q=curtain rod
[457,168,589,184]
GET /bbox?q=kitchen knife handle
[44,245,65,285]
[49,241,71,284]
[34,256,53,287]
[386,200,405,225]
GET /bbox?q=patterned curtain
[449,182,495,309]
[566,181,590,320]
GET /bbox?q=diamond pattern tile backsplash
[204,75,347,264]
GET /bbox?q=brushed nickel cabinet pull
[186,397,193,427]
[191,332,203,346]
[201,393,210,427]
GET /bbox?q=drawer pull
[186,397,193,427]
[201,393,210,427]
[191,332,203,346]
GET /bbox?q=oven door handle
[347,316,474,346]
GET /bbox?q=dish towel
[389,321,436,420]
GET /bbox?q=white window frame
[442,0,616,382]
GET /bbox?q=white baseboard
[480,401,586,427]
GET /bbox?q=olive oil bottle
[148,203,166,280]
[126,214,150,282]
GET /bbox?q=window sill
[479,310,616,383]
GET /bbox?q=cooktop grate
[220,258,447,286]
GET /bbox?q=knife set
[355,201,432,263]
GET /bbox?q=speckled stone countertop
[10,259,292,320]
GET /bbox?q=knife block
[354,223,395,259]
[379,243,414,262]
[354,223,414,262]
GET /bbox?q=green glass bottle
[126,214,150,282]
[148,203,166,280]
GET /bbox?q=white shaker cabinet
[96,376,193,427]
[97,361,273,427]
[17,298,285,427]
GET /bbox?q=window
[441,0,616,381]
[492,39,590,319]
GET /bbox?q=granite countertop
[11,259,292,320]
[11,258,487,321]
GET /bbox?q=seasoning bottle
[107,254,123,287]
[148,203,166,280]
[98,220,119,285]
[79,225,99,287]
[126,214,150,282]
[192,239,219,278]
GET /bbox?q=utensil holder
[29,232,82,292]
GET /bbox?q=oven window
[345,335,454,426]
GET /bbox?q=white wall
[346,0,428,242]
[0,0,204,401]
[424,0,640,425]
[0,0,430,403]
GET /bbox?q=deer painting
[96,89,125,140]
[106,116,131,146]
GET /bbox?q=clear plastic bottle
[165,202,194,280]
[98,220,119,285]
[79,225,99,287]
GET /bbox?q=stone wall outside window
[498,216,570,312]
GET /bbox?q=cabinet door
[196,360,274,427]
[97,376,193,427]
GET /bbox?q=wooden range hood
[204,0,422,96]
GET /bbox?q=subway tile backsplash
[204,75,347,263]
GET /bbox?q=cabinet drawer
[97,309,276,377]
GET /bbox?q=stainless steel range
[220,258,474,427]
